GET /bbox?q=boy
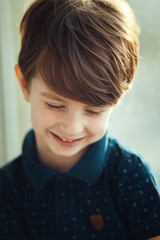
[0,0,160,239]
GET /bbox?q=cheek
[30,102,54,130]
[86,116,109,136]
[30,109,43,131]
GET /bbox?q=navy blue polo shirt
[0,130,160,240]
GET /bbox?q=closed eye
[86,110,103,115]
[45,102,65,111]
[45,102,103,115]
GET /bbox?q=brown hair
[18,0,139,106]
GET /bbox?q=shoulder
[106,137,160,238]
[0,155,23,177]
[106,137,157,185]
[0,156,26,196]
[0,157,29,238]
[106,137,160,207]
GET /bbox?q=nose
[60,109,84,137]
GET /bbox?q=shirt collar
[22,130,109,193]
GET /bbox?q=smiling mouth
[53,133,83,142]
[57,136,76,142]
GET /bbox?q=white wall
[109,0,160,182]
[0,0,31,164]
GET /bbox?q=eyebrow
[40,92,65,102]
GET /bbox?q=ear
[15,64,30,102]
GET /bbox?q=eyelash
[45,103,102,115]
[45,103,64,111]
[87,110,102,115]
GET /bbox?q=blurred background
[0,0,160,184]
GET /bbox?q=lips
[50,132,85,147]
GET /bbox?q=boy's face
[16,67,113,172]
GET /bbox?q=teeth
[61,137,74,142]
